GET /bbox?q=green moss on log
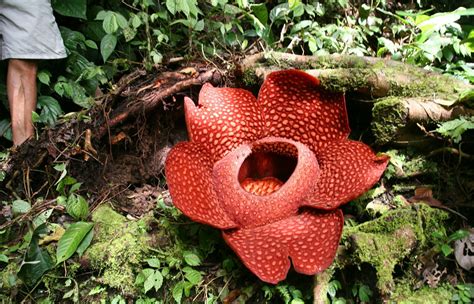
[371,97,408,144]
[84,204,154,294]
[390,283,454,303]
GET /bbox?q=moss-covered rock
[371,97,408,145]
[83,204,154,294]
[338,204,449,295]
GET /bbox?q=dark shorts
[0,0,67,60]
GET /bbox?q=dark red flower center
[238,149,298,196]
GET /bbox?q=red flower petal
[212,137,320,228]
[185,83,266,161]
[304,140,389,209]
[258,70,350,152]
[165,142,237,229]
[223,210,343,284]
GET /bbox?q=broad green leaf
[115,13,128,29]
[288,0,300,10]
[194,19,204,31]
[441,244,453,256]
[12,200,31,215]
[52,0,86,19]
[18,224,54,285]
[76,228,94,257]
[251,3,268,24]
[166,0,177,15]
[33,209,54,229]
[464,29,474,53]
[37,96,63,126]
[358,285,373,302]
[56,222,94,264]
[132,14,142,28]
[183,267,202,285]
[37,70,51,85]
[146,258,161,268]
[144,270,163,293]
[66,194,89,220]
[85,40,98,49]
[103,12,119,34]
[100,34,117,63]
[135,268,154,286]
[183,251,201,266]
[172,281,185,304]
[0,253,8,263]
[436,117,474,143]
[96,10,108,20]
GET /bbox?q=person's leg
[7,59,38,146]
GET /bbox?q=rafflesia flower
[165,70,389,284]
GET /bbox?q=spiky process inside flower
[165,69,389,284]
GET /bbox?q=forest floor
[1,54,474,303]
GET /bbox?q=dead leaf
[179,67,198,77]
[408,187,445,208]
[39,226,65,245]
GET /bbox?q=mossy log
[240,52,474,144]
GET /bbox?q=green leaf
[146,258,161,268]
[166,0,177,15]
[103,12,119,34]
[144,270,163,293]
[436,117,474,143]
[37,70,51,85]
[66,194,89,220]
[0,119,12,141]
[448,230,470,242]
[12,200,31,215]
[18,224,54,285]
[56,222,94,264]
[37,96,63,126]
[115,13,128,29]
[76,228,94,257]
[183,267,202,285]
[100,34,117,63]
[183,251,201,266]
[52,0,87,19]
[251,3,268,24]
[0,253,8,263]
[85,40,98,49]
[358,284,373,302]
[33,209,54,229]
[288,0,300,10]
[172,281,185,303]
[194,19,204,31]
[441,244,453,256]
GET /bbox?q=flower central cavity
[238,151,297,196]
